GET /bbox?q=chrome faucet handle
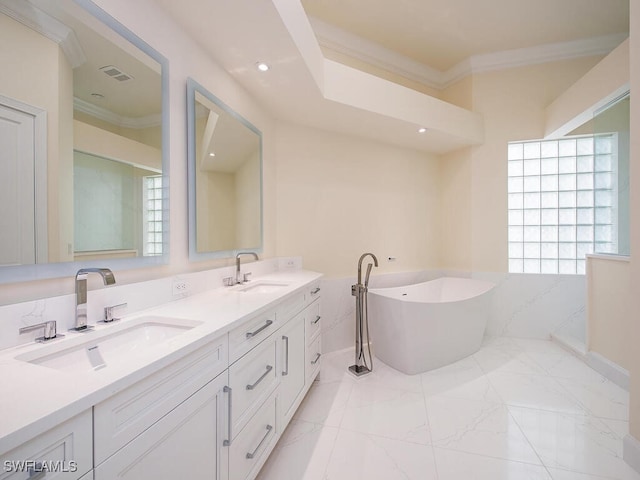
[243,272,252,283]
[223,276,236,287]
[103,303,127,323]
[19,320,63,342]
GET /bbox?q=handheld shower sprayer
[349,253,378,377]
[364,263,374,288]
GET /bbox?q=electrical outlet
[172,279,189,296]
[285,259,296,268]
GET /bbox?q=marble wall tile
[474,272,586,339]
[320,269,586,354]
[0,257,296,350]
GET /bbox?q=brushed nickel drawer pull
[246,424,273,459]
[246,319,273,339]
[28,463,46,479]
[312,315,321,325]
[246,365,273,390]
[310,287,321,295]
[282,335,289,376]
[223,386,232,446]
[311,352,321,365]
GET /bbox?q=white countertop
[0,269,322,455]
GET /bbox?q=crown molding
[309,16,627,90]
[0,0,86,68]
[442,32,628,87]
[74,97,161,129]
[309,17,443,89]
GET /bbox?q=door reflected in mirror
[0,0,167,280]
[187,78,262,259]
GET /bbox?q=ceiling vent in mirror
[99,65,134,82]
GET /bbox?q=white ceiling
[153,0,629,154]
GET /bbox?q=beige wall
[0,14,75,265]
[629,0,640,443]
[236,150,262,248]
[587,257,631,370]
[439,148,472,271]
[274,121,440,277]
[0,0,277,304]
[439,57,604,272]
[196,170,236,252]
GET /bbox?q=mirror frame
[0,0,170,284]
[186,77,263,261]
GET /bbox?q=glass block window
[508,134,617,274]
[143,175,163,256]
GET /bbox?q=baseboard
[624,434,640,474]
[551,334,629,391]
[585,351,630,391]
[550,332,587,357]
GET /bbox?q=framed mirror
[186,78,262,261]
[0,0,168,283]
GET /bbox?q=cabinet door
[95,372,228,480]
[277,312,306,426]
[0,409,92,480]
[94,336,227,465]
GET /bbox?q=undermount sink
[15,316,201,373]
[237,281,290,294]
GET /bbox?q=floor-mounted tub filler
[348,253,378,377]
[369,277,495,374]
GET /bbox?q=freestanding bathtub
[368,277,495,374]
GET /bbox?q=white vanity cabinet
[93,334,228,479]
[95,372,229,480]
[304,283,322,382]
[93,336,227,465]
[276,311,306,426]
[228,335,278,437]
[1,272,323,480]
[0,409,92,480]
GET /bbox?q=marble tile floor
[256,337,640,480]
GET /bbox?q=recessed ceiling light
[418,127,427,134]
[256,62,270,72]
[209,152,216,157]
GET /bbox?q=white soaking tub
[368,277,495,374]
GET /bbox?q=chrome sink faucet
[235,252,258,284]
[74,268,116,331]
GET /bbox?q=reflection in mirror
[0,0,167,282]
[187,78,262,260]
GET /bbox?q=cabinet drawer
[304,301,321,345]
[0,409,92,480]
[229,394,277,480]
[304,281,321,306]
[229,337,277,436]
[276,292,305,323]
[306,335,322,382]
[229,308,277,363]
[94,335,227,465]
